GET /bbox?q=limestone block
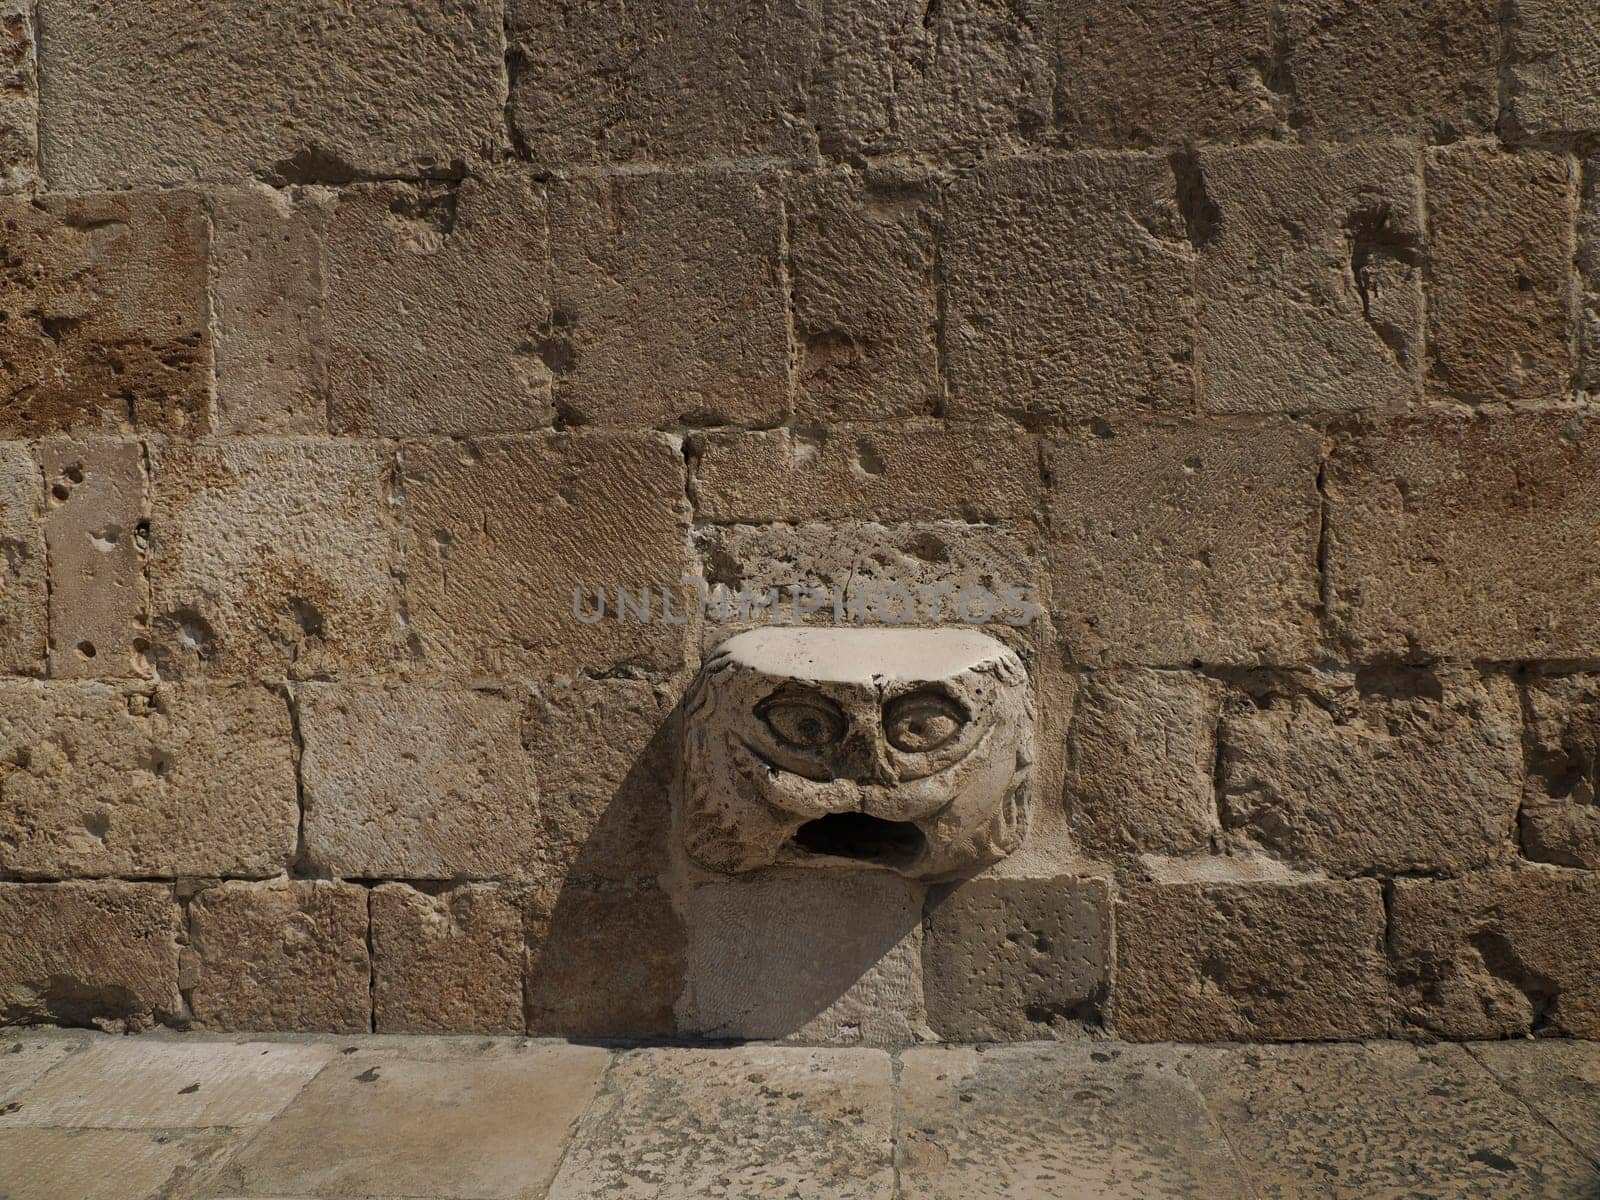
[399,433,690,677]
[0,682,295,879]
[922,876,1111,1041]
[1579,156,1600,392]
[546,172,788,427]
[0,440,44,673]
[522,676,679,883]
[507,0,819,165]
[1425,144,1574,403]
[1509,1,1600,136]
[372,884,524,1035]
[0,1129,235,1200]
[1280,0,1500,139]
[0,882,179,1030]
[1047,420,1322,668]
[300,684,540,881]
[1196,141,1423,413]
[325,173,554,435]
[1219,669,1522,876]
[1326,412,1600,661]
[0,0,36,192]
[188,880,370,1033]
[943,153,1195,423]
[39,438,147,678]
[681,628,1034,880]
[207,185,327,434]
[818,0,1052,162]
[692,426,1041,524]
[1064,670,1222,860]
[1469,1040,1600,1166]
[1112,879,1389,1040]
[678,875,925,1044]
[695,521,1045,655]
[1521,675,1600,869]
[0,191,209,436]
[1055,0,1282,147]
[36,0,505,188]
[147,438,397,679]
[1390,869,1600,1039]
[526,882,685,1038]
[788,170,939,421]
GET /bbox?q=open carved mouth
[791,812,927,869]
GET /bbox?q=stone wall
[2,0,1599,1044]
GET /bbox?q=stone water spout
[679,627,1035,880]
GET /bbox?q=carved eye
[884,691,967,753]
[759,696,846,750]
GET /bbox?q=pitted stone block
[680,628,1035,881]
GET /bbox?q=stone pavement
[1,1032,1597,1199]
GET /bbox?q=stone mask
[679,628,1035,880]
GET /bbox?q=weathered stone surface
[147,438,397,679]
[1425,144,1574,403]
[0,0,36,192]
[1326,413,1600,661]
[819,0,1052,163]
[1048,421,1322,668]
[299,684,540,881]
[1064,670,1221,860]
[0,191,210,435]
[39,438,146,677]
[508,0,819,165]
[1113,879,1388,1040]
[0,1037,81,1105]
[1219,669,1522,876]
[0,682,294,879]
[400,433,690,677]
[37,0,505,188]
[217,1044,610,1200]
[1579,156,1600,392]
[0,1129,236,1200]
[546,172,787,427]
[1509,1,1600,136]
[922,876,1109,1041]
[0,882,179,1030]
[693,426,1041,524]
[526,882,685,1038]
[943,153,1195,423]
[899,1044,1256,1199]
[695,521,1044,654]
[0,440,45,673]
[1470,1040,1600,1165]
[325,173,554,436]
[1280,0,1501,140]
[681,629,1035,880]
[187,880,369,1033]
[522,676,678,883]
[1197,141,1423,413]
[1186,1041,1600,1200]
[1521,675,1600,869]
[207,185,326,434]
[679,875,925,1044]
[550,1046,893,1200]
[0,1038,333,1128]
[1390,869,1600,1039]
[372,884,523,1035]
[1055,0,1281,147]
[788,170,939,421]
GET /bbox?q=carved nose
[838,728,895,789]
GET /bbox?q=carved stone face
[679,628,1035,880]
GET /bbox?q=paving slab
[0,1039,335,1129]
[1468,1041,1600,1167]
[0,1036,86,1105]
[545,1046,895,1199]
[1183,1041,1600,1198]
[209,1043,608,1200]
[0,1128,238,1200]
[897,1044,1254,1199]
